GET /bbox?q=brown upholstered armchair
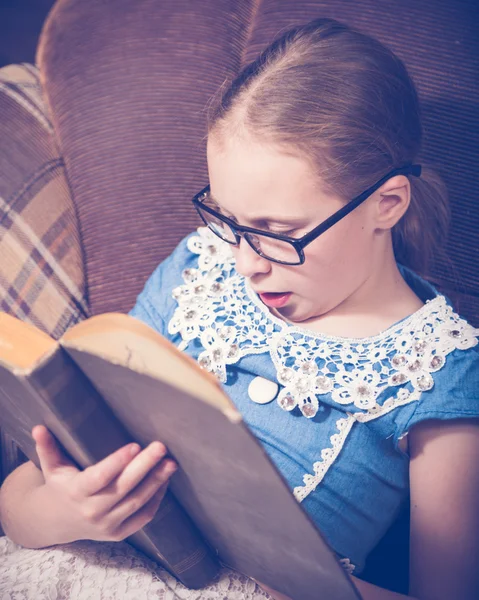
[0,0,477,593]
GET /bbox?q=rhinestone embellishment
[429,355,445,370]
[199,356,211,369]
[414,340,428,354]
[315,375,333,394]
[182,268,197,282]
[300,361,317,375]
[415,373,434,391]
[295,376,311,393]
[392,355,407,368]
[227,344,239,359]
[391,373,408,385]
[407,359,422,372]
[278,368,295,384]
[301,403,317,418]
[218,326,234,340]
[279,394,296,410]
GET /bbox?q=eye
[269,228,299,238]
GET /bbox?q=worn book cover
[0,312,360,600]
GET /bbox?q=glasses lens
[245,232,301,265]
[197,205,237,244]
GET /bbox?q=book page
[61,313,239,420]
[0,312,57,371]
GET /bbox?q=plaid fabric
[0,64,89,334]
[0,64,90,494]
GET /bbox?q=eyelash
[270,228,297,237]
[215,209,298,237]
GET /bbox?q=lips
[258,291,292,308]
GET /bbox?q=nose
[233,237,272,279]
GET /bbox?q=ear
[374,175,411,230]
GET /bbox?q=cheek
[303,229,351,269]
[294,219,371,293]
[304,214,369,266]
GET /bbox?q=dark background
[0,0,55,67]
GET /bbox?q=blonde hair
[207,18,450,277]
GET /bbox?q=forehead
[206,135,329,219]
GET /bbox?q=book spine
[16,349,219,587]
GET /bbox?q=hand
[31,425,177,544]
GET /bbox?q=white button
[248,376,279,404]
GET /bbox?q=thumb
[32,425,78,479]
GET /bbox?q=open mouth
[258,292,292,308]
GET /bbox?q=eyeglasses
[192,164,422,265]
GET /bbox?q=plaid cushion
[0,64,89,334]
[0,64,90,494]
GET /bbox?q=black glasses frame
[192,163,422,265]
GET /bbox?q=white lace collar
[168,228,479,419]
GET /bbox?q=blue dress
[129,227,479,574]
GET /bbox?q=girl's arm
[262,417,479,600]
[352,417,479,600]
[407,417,479,600]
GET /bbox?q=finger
[32,425,78,479]
[113,479,172,541]
[108,459,177,524]
[100,442,169,504]
[77,442,142,497]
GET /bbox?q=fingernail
[149,441,166,458]
[166,462,178,475]
[156,462,176,479]
[130,443,141,456]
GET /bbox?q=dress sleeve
[393,345,479,450]
[128,233,196,336]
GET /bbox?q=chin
[276,303,317,324]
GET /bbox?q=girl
[1,17,478,600]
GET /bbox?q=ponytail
[393,167,450,276]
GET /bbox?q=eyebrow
[208,191,309,227]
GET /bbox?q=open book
[0,312,360,600]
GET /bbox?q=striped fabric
[0,64,89,490]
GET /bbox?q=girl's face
[206,135,384,326]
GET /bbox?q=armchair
[0,0,477,593]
